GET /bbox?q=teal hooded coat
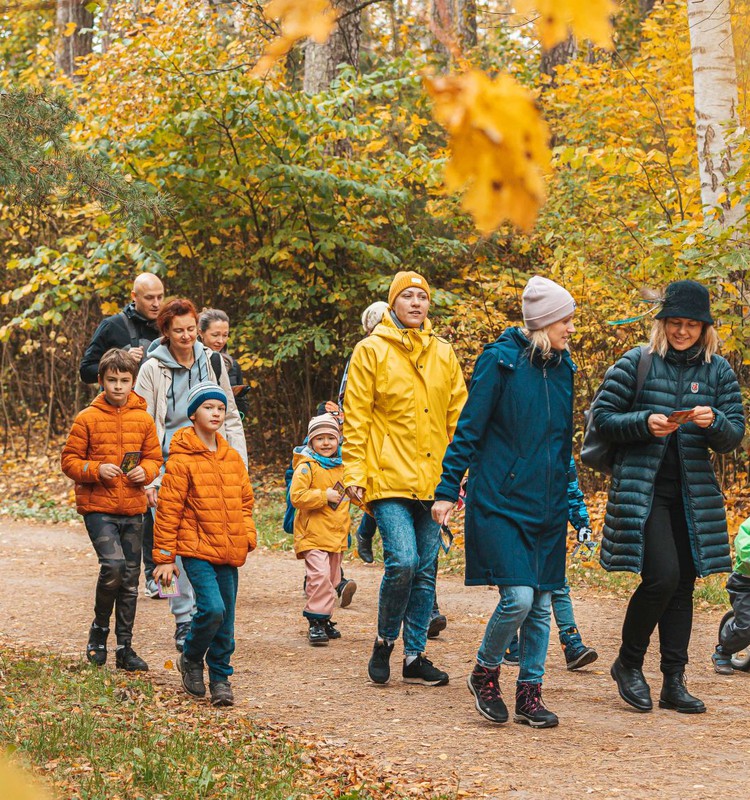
[593,344,745,577]
[435,327,575,589]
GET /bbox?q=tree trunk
[639,0,656,14]
[303,0,361,93]
[687,0,745,227]
[55,0,93,78]
[540,35,577,80]
[456,0,477,50]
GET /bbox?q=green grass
[0,647,446,800]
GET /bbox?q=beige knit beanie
[522,276,576,330]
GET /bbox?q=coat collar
[490,326,577,374]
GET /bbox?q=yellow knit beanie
[388,271,431,307]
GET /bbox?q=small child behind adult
[290,413,351,646]
[712,516,750,674]
[61,348,163,672]
[152,382,256,707]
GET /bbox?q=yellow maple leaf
[515,0,616,50]
[252,0,338,76]
[425,70,551,234]
[62,21,78,37]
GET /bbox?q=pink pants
[303,550,343,619]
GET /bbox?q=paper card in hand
[120,451,142,472]
[667,410,694,425]
[572,541,599,561]
[440,525,454,554]
[158,577,181,598]
[328,481,346,510]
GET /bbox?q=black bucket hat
[655,280,713,325]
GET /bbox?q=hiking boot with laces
[178,654,206,698]
[324,620,341,640]
[402,654,449,686]
[427,612,447,640]
[86,623,109,666]
[308,620,329,646]
[559,626,599,671]
[502,634,520,666]
[174,621,191,653]
[209,681,234,707]
[659,672,706,714]
[467,664,508,723]
[336,578,357,608]
[368,638,394,684]
[514,681,559,728]
[115,645,149,672]
[712,646,734,675]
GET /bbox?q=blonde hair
[649,319,719,363]
[521,326,556,359]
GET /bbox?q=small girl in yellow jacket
[291,413,351,646]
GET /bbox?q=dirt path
[0,518,746,799]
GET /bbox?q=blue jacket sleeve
[435,347,507,502]
[592,349,652,444]
[567,457,590,529]
[705,358,745,454]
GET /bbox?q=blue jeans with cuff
[551,578,576,636]
[477,585,552,684]
[371,498,440,656]
[181,558,238,683]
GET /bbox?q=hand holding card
[667,410,695,425]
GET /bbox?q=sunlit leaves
[425,70,551,233]
[515,0,617,50]
[252,0,338,76]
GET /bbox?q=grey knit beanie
[522,276,576,330]
[361,301,389,334]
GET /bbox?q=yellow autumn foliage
[515,0,617,50]
[253,0,338,76]
[425,70,551,233]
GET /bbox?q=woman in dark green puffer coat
[593,280,745,716]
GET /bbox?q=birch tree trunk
[55,0,93,78]
[687,0,745,227]
[303,0,361,93]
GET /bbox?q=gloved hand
[577,526,593,543]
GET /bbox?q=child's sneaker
[368,638,394,684]
[115,645,149,672]
[502,634,520,666]
[514,681,558,728]
[324,620,341,640]
[467,664,508,723]
[308,620,329,646]
[402,654,449,686]
[559,626,598,670]
[336,578,357,608]
[178,654,206,698]
[86,623,109,666]
[174,621,191,653]
[209,681,234,707]
[427,612,447,639]
[712,646,734,675]
[144,579,161,599]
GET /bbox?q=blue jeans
[551,578,576,636]
[371,498,440,656]
[477,585,552,684]
[181,558,238,683]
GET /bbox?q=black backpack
[581,345,652,475]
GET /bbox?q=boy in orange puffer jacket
[153,382,256,707]
[61,348,162,672]
[291,413,351,646]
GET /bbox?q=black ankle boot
[610,657,652,712]
[659,672,706,714]
[86,623,109,666]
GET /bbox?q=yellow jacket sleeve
[342,342,377,488]
[446,349,468,440]
[290,462,327,510]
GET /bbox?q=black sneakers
[427,613,447,640]
[368,638,395,684]
[324,620,341,640]
[467,664,508,723]
[86,623,109,666]
[514,681,559,728]
[209,681,234,707]
[336,579,357,608]
[178,654,206,698]
[115,645,149,672]
[174,621,191,653]
[402,654,449,686]
[308,620,329,646]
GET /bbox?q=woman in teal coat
[433,276,577,729]
[594,280,744,715]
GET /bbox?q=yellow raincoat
[343,313,467,503]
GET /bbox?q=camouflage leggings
[84,513,143,646]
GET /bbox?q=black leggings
[620,477,697,675]
[84,513,143,646]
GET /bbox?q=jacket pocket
[498,456,521,497]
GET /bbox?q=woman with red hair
[135,298,247,651]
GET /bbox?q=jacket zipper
[542,364,551,585]
[676,363,701,573]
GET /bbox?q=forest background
[1,0,750,497]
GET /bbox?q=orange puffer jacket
[153,427,257,567]
[61,392,163,515]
